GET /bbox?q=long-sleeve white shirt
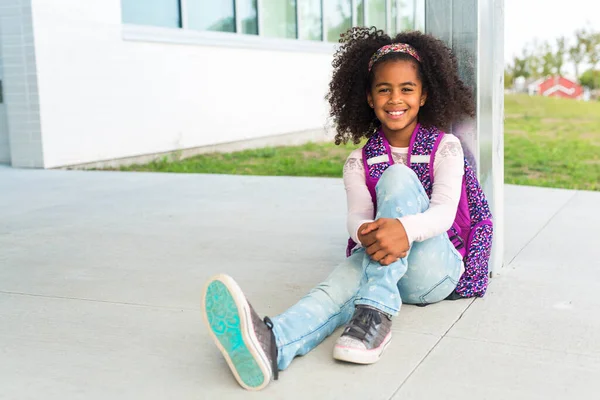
[343,134,465,246]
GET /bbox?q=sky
[504,0,600,75]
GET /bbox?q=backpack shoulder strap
[407,124,443,197]
[428,131,446,185]
[361,130,393,203]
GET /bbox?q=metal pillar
[425,0,505,274]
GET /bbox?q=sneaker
[202,274,278,391]
[333,305,392,364]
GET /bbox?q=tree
[580,69,600,89]
[511,55,530,79]
[504,69,514,89]
[522,40,545,79]
[526,52,542,79]
[569,29,587,79]
[554,36,566,75]
[541,41,555,77]
[583,31,600,89]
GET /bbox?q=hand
[358,219,410,266]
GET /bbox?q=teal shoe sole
[203,276,269,390]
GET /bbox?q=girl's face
[367,59,427,144]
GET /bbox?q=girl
[201,27,491,391]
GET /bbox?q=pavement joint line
[0,290,198,311]
[388,298,477,399]
[442,334,600,360]
[506,190,578,267]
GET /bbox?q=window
[395,0,416,33]
[324,0,352,43]
[237,0,259,35]
[298,0,323,41]
[414,0,425,31]
[365,0,386,31]
[390,0,398,34]
[186,1,235,33]
[121,0,419,47]
[355,0,365,27]
[260,0,298,39]
[121,0,181,28]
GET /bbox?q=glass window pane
[260,0,298,39]
[355,0,365,26]
[298,0,323,41]
[186,1,235,32]
[324,0,352,43]
[390,0,398,34]
[414,0,425,31]
[121,0,180,28]
[397,0,416,32]
[238,0,259,35]
[365,0,386,31]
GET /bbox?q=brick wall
[0,0,43,167]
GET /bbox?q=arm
[343,150,410,264]
[398,134,465,244]
[343,150,374,245]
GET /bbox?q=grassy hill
[504,94,599,191]
[115,94,600,191]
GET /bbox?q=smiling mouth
[386,110,406,117]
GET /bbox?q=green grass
[115,94,600,191]
[504,94,599,191]
[117,141,360,177]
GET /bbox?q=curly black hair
[327,27,475,145]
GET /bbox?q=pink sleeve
[343,149,374,245]
[399,134,464,243]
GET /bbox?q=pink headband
[368,43,421,72]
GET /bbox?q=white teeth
[388,111,405,116]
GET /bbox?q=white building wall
[31,0,335,168]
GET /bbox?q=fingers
[360,218,390,235]
[370,249,388,263]
[363,218,410,261]
[377,251,409,266]
[366,234,393,256]
[360,222,378,235]
[366,241,380,256]
[372,218,387,227]
[361,231,378,248]
[379,254,397,266]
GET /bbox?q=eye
[378,88,390,93]
[402,88,413,93]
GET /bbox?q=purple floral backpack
[346,123,493,298]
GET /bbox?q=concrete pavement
[1,166,598,399]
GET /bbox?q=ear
[420,91,427,107]
[367,92,374,108]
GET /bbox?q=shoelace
[345,307,382,341]
[263,317,279,380]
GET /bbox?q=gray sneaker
[333,305,392,364]
[202,274,278,391]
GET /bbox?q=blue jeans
[270,164,463,370]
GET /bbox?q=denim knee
[376,165,420,195]
[375,164,425,208]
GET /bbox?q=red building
[536,76,584,99]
